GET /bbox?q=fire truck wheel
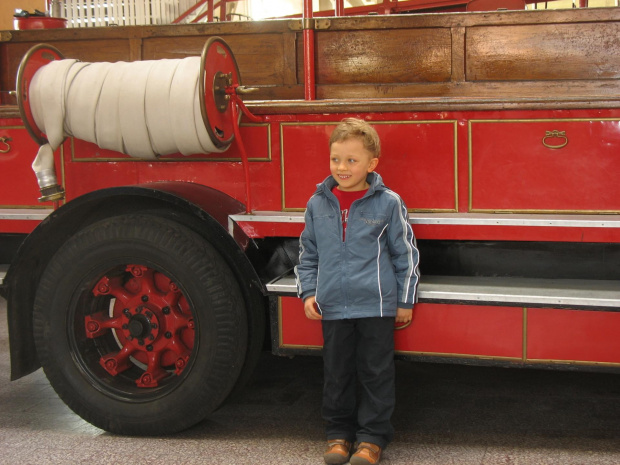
[32,214,248,435]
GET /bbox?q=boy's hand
[395,307,412,324]
[303,296,322,320]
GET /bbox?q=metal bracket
[288,18,331,31]
[316,19,331,30]
[0,137,11,153]
[542,130,568,149]
[213,72,233,113]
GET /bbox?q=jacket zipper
[325,184,380,319]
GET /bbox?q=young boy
[295,118,420,465]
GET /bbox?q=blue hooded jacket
[295,172,420,320]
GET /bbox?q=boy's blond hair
[329,118,381,159]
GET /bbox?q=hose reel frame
[16,37,242,153]
[16,43,64,147]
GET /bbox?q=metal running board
[267,273,620,310]
[229,211,620,229]
[0,208,53,221]
[0,264,8,286]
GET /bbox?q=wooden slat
[142,33,293,86]
[467,23,620,81]
[450,26,466,82]
[314,80,620,101]
[315,28,452,85]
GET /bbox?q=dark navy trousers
[321,317,395,449]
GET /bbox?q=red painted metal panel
[527,308,620,365]
[395,303,523,358]
[280,296,323,347]
[280,297,523,360]
[65,124,279,210]
[281,120,457,211]
[0,219,40,233]
[63,155,284,211]
[470,119,620,212]
[0,124,61,208]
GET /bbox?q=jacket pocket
[313,214,339,243]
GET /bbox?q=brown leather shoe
[324,439,352,465]
[350,442,382,465]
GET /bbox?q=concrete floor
[1,296,620,465]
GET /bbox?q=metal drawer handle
[542,130,568,149]
[0,136,12,153]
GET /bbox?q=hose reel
[16,37,260,210]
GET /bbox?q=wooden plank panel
[467,23,620,81]
[3,8,620,105]
[54,39,133,61]
[1,40,133,92]
[323,8,620,30]
[450,26,466,83]
[315,80,620,101]
[142,34,288,86]
[316,28,452,85]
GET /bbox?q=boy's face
[329,138,379,192]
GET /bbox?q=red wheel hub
[85,265,194,388]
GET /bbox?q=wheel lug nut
[86,321,99,332]
[122,324,128,330]
[145,311,153,318]
[162,307,170,315]
[146,345,153,351]
[130,266,143,277]
[151,323,158,329]
[138,339,144,346]
[148,334,155,341]
[142,295,149,302]
[165,332,172,339]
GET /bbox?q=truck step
[267,274,620,310]
[0,264,7,286]
[0,208,53,221]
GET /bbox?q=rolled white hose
[28,57,225,189]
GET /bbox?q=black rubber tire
[33,214,248,435]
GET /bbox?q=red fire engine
[1,1,619,435]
